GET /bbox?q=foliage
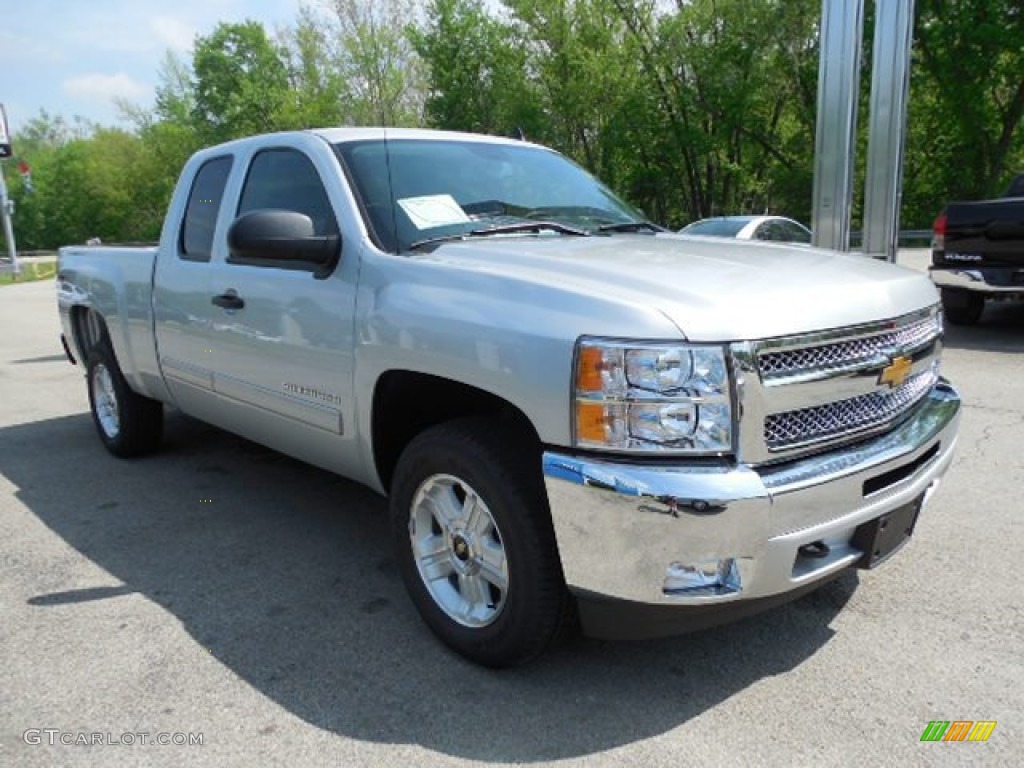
[191,21,291,143]
[902,0,1024,225]
[411,0,543,138]
[332,0,426,125]
[276,6,349,128]
[0,260,58,286]
[4,0,1023,250]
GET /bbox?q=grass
[0,260,58,285]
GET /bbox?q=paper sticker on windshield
[397,194,471,230]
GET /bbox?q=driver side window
[238,149,338,237]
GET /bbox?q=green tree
[9,0,1017,247]
[191,21,290,142]
[505,0,646,170]
[4,112,95,250]
[412,0,543,137]
[277,6,349,128]
[612,0,820,223]
[902,0,1024,225]
[154,52,197,126]
[414,0,822,226]
[332,0,426,125]
[6,122,159,249]
[118,52,204,231]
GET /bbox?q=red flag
[17,160,33,192]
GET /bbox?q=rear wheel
[941,289,984,326]
[389,419,571,667]
[86,344,163,457]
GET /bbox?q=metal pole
[811,0,865,252]
[0,164,19,276]
[862,0,915,262]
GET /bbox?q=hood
[415,233,939,342]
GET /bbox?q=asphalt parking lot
[1,255,1021,767]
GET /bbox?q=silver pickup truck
[57,128,961,667]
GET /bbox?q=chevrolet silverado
[57,128,961,666]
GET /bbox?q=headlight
[573,339,733,453]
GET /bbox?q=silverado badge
[878,355,913,388]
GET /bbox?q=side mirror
[227,209,340,274]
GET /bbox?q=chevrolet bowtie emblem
[878,355,913,388]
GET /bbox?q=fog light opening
[798,540,831,559]
[663,558,741,596]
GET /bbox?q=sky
[0,0,307,136]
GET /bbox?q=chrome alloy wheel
[91,363,120,438]
[409,474,509,628]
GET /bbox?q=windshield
[680,218,752,237]
[334,138,646,253]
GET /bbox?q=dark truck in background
[930,173,1024,325]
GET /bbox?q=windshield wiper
[408,220,590,251]
[595,221,664,234]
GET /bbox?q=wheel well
[372,371,539,492]
[71,307,109,360]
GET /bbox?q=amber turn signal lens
[576,401,609,443]
[576,346,606,392]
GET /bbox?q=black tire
[389,418,572,667]
[941,289,984,326]
[86,344,164,458]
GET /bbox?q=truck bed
[57,245,162,398]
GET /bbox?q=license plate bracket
[852,496,924,569]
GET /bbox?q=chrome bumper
[930,266,1024,293]
[542,380,960,608]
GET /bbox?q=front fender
[351,247,683,474]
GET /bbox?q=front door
[204,144,359,473]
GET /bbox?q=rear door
[153,154,233,414]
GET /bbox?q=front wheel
[389,419,571,667]
[86,345,163,457]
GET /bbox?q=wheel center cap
[452,534,471,561]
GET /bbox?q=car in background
[929,173,1024,325]
[679,215,812,244]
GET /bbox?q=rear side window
[780,221,812,243]
[757,220,811,243]
[180,156,233,261]
[237,149,338,237]
[754,221,784,241]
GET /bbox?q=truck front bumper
[542,380,961,639]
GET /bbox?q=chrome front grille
[764,368,937,450]
[736,307,944,463]
[759,314,940,378]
